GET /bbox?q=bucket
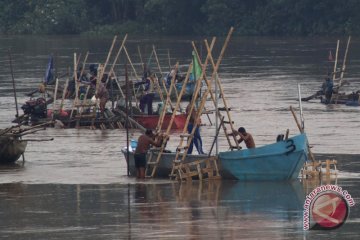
[130,140,138,149]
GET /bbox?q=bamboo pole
[8,49,19,118]
[153,45,163,75]
[59,78,69,112]
[103,35,118,74]
[105,34,128,84]
[167,49,171,70]
[152,45,177,99]
[96,35,118,95]
[138,45,144,71]
[52,78,59,119]
[335,36,351,104]
[172,56,208,165]
[19,121,53,132]
[156,62,179,131]
[113,109,146,132]
[0,123,24,136]
[195,27,237,148]
[290,105,315,162]
[80,51,89,78]
[110,70,125,98]
[152,45,169,95]
[123,46,140,80]
[332,40,340,80]
[75,53,82,78]
[125,62,130,176]
[165,63,192,134]
[123,45,142,108]
[20,138,54,142]
[289,106,303,133]
[69,53,80,120]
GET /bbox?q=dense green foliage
[0,0,359,36]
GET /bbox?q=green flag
[192,51,202,81]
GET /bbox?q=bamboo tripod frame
[145,62,192,177]
[168,27,235,180]
[330,36,351,104]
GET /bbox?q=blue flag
[44,55,54,84]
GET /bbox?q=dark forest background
[0,0,358,36]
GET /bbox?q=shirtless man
[95,77,109,116]
[232,127,255,149]
[134,129,163,179]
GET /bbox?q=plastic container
[130,140,138,149]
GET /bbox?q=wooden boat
[0,135,27,163]
[121,148,209,177]
[133,113,187,130]
[122,134,308,180]
[218,133,308,181]
[320,92,360,106]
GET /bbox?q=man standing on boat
[139,75,155,115]
[232,127,255,149]
[186,103,205,154]
[134,129,163,179]
[322,77,334,104]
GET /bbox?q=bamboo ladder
[330,37,351,104]
[196,27,241,151]
[168,37,227,180]
[170,27,237,181]
[145,62,185,177]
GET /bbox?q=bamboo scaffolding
[169,28,235,180]
[169,44,216,169]
[69,52,89,120]
[105,34,128,84]
[146,62,193,177]
[153,45,179,99]
[155,62,179,132]
[334,36,351,104]
[191,27,238,150]
[96,36,118,96]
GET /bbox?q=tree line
[0,0,358,36]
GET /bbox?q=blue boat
[218,134,308,181]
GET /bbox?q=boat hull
[218,134,308,181]
[0,136,27,163]
[133,114,187,130]
[121,149,208,178]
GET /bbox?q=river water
[0,35,359,239]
